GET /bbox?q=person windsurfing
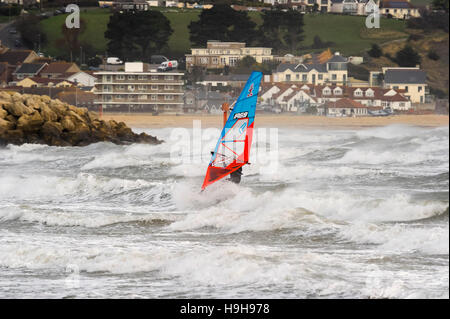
[201,71,262,190]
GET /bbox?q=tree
[313,3,319,12]
[395,45,421,67]
[87,56,102,67]
[259,9,304,54]
[185,66,205,85]
[16,15,48,50]
[427,50,440,60]
[56,18,87,60]
[105,10,173,61]
[368,43,383,58]
[432,0,449,12]
[188,4,256,47]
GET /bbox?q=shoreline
[100,113,449,129]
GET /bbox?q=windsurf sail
[201,71,263,190]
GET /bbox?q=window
[164,95,174,100]
[165,75,174,81]
[332,74,337,81]
[119,85,125,90]
[139,95,147,100]
[164,85,173,90]
[151,85,158,90]
[138,85,146,91]
[393,86,399,90]
[286,74,291,81]
[318,74,323,80]
[128,85,135,91]
[151,75,158,80]
[128,75,135,80]
[354,90,363,96]
[116,75,125,80]
[138,75,147,80]
[296,74,300,80]
[405,86,408,92]
[200,57,209,64]
[151,95,157,100]
[302,74,307,82]
[418,86,422,92]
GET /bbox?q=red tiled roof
[0,50,36,66]
[41,62,78,74]
[325,98,367,109]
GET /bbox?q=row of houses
[97,0,213,10]
[188,44,428,104]
[260,82,411,112]
[259,0,421,19]
[96,0,420,19]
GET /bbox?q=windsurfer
[229,167,243,184]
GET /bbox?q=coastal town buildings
[272,52,348,85]
[370,67,428,104]
[186,41,273,71]
[94,62,184,112]
[379,0,420,19]
[260,83,412,113]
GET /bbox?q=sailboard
[201,71,263,190]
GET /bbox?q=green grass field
[39,8,408,59]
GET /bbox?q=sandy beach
[100,113,449,129]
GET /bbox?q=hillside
[39,8,408,58]
[361,30,449,96]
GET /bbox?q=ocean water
[0,124,448,299]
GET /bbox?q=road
[0,21,27,50]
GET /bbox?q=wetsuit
[229,167,243,184]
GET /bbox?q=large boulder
[17,112,44,132]
[0,106,7,119]
[61,116,76,132]
[3,101,33,117]
[40,104,58,122]
[0,117,15,130]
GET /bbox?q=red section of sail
[201,122,254,190]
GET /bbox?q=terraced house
[94,62,184,112]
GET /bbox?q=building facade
[272,52,348,85]
[379,0,420,19]
[380,67,427,104]
[94,62,184,112]
[186,41,273,70]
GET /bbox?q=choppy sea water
[0,124,448,299]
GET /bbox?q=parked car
[9,29,17,34]
[106,57,123,65]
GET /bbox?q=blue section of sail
[209,71,263,165]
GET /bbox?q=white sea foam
[0,125,447,298]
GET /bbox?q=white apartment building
[94,62,184,112]
[186,41,273,70]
